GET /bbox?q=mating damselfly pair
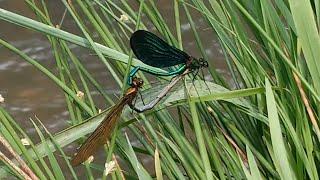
[71,30,209,166]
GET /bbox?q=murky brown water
[0,0,227,177]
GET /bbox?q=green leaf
[154,146,163,180]
[265,78,296,180]
[120,134,152,180]
[246,145,263,180]
[288,0,320,93]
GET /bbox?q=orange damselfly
[71,78,143,166]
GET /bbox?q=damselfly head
[198,58,208,68]
[131,77,144,88]
[188,57,208,70]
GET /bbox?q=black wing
[130,30,190,68]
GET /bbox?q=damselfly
[128,30,208,85]
[71,78,143,166]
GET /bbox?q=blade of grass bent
[0,8,166,74]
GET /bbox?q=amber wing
[71,96,131,166]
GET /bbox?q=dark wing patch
[130,30,190,68]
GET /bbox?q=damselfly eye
[131,77,143,87]
[138,79,144,87]
[198,58,208,68]
[204,61,208,67]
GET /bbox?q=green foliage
[0,0,320,179]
